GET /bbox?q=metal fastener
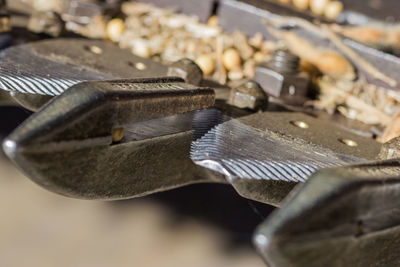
[254,49,310,104]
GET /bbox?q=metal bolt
[167,58,203,86]
[269,49,300,74]
[254,49,309,104]
[227,80,268,110]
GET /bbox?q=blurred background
[0,106,272,267]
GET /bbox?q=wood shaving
[112,2,276,83]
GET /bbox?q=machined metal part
[254,158,400,266]
[192,111,382,183]
[0,38,168,96]
[255,49,309,104]
[0,39,208,110]
[2,77,221,199]
[167,58,203,86]
[227,80,268,110]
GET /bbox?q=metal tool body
[254,158,400,267]
[0,38,170,110]
[3,74,391,208]
[3,1,400,266]
[3,77,223,199]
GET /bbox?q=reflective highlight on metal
[191,119,352,182]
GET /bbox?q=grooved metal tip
[191,119,353,182]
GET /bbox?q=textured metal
[192,120,341,183]
[3,77,219,199]
[0,38,168,96]
[227,80,268,110]
[192,112,382,182]
[254,158,400,266]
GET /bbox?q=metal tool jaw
[0,38,196,111]
[2,77,221,199]
[254,158,400,267]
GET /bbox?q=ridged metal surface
[0,44,113,96]
[191,119,362,182]
[125,109,228,142]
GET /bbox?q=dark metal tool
[2,75,394,209]
[254,158,400,267]
[2,77,222,199]
[2,2,400,265]
[0,38,196,110]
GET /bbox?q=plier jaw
[3,77,218,199]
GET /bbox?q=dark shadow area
[0,106,32,137]
[115,183,276,247]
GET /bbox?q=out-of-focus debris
[28,11,64,37]
[323,1,343,20]
[232,31,254,60]
[131,38,152,58]
[310,0,330,16]
[62,0,103,24]
[68,14,107,38]
[292,0,309,11]
[382,111,400,142]
[313,76,399,127]
[322,24,398,87]
[276,0,344,20]
[227,80,268,110]
[29,0,64,13]
[332,23,400,50]
[59,0,120,38]
[113,1,276,84]
[267,16,397,86]
[222,48,241,71]
[195,54,215,76]
[207,15,219,27]
[106,18,125,42]
[271,29,355,80]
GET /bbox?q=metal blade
[0,38,168,96]
[191,111,382,182]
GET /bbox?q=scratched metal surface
[192,119,354,182]
[0,39,168,96]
